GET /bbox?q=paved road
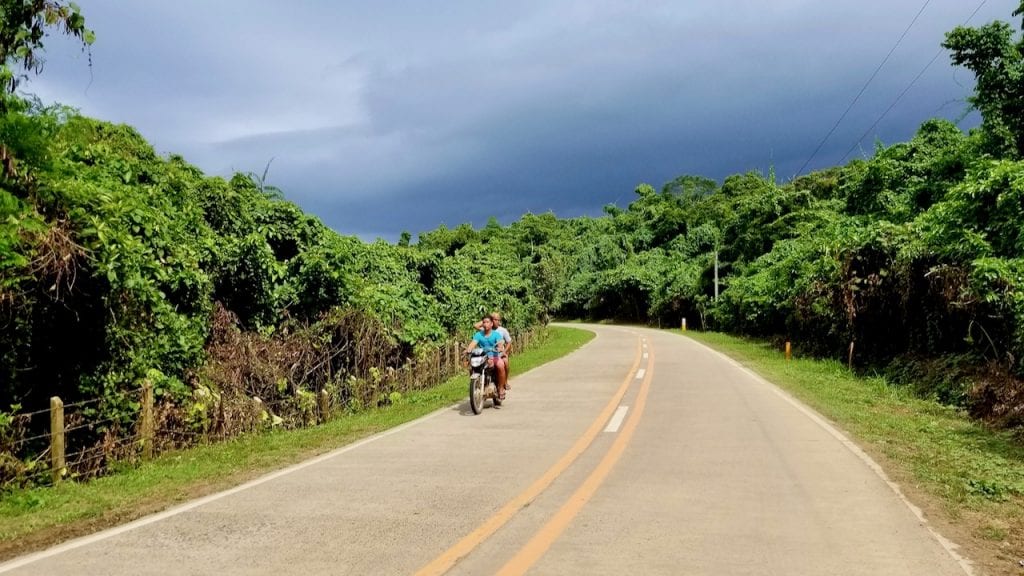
[0,325,972,575]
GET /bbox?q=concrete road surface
[0,325,973,575]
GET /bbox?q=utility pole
[714,250,719,301]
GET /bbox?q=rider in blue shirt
[473,329,503,357]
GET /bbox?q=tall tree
[942,2,1024,157]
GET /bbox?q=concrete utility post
[714,250,719,301]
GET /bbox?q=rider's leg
[494,357,507,398]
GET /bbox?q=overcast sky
[26,0,1018,241]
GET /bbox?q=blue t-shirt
[473,330,503,357]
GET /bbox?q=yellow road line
[414,337,644,576]
[495,345,655,576]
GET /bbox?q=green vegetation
[681,330,1023,562]
[0,104,554,485]
[0,325,594,556]
[1,0,1023,508]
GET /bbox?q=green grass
[679,330,1024,567]
[0,326,595,556]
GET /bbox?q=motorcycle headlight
[470,356,486,368]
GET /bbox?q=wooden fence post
[50,396,64,484]
[785,341,792,361]
[848,341,855,370]
[141,381,154,460]
[318,389,330,424]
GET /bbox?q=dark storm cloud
[28,1,1016,240]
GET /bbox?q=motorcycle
[467,348,502,414]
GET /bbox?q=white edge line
[604,406,630,433]
[683,336,976,576]
[0,405,452,574]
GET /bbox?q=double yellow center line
[416,335,655,576]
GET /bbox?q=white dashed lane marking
[604,406,630,433]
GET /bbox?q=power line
[796,0,932,175]
[840,51,944,162]
[840,0,989,163]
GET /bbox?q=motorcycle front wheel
[469,375,485,414]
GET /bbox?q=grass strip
[0,326,595,559]
[680,330,1024,574]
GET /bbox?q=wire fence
[1,385,148,488]
[8,406,53,419]
[0,326,549,490]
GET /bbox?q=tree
[1,0,94,96]
[660,174,717,200]
[942,3,1024,157]
[1,1,93,182]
